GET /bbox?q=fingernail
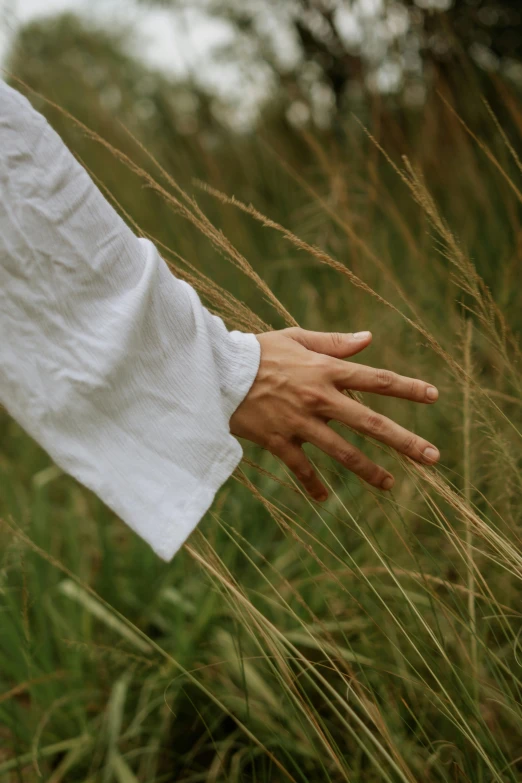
[426,386,439,402]
[422,446,440,464]
[353,331,371,340]
[381,476,394,491]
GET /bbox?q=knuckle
[282,327,307,346]
[337,448,359,469]
[295,465,315,483]
[376,368,394,389]
[401,433,418,454]
[266,433,287,453]
[369,467,386,485]
[286,412,303,432]
[366,413,384,435]
[301,387,330,411]
[409,378,421,398]
[314,353,334,374]
[331,331,344,348]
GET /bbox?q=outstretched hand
[230,327,440,501]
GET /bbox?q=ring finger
[304,419,395,490]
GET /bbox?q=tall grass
[1,24,522,780]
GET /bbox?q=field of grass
[2,15,522,782]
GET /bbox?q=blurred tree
[3,13,238,260]
[417,0,522,65]
[139,0,522,120]
[4,12,219,140]
[2,11,319,314]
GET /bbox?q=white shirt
[0,79,261,561]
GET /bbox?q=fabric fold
[0,79,261,560]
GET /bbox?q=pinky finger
[276,442,328,502]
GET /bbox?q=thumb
[286,328,372,358]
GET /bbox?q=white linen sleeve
[0,79,261,561]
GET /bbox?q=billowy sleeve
[0,79,261,560]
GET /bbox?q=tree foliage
[139,0,522,117]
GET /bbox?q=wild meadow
[1,12,522,783]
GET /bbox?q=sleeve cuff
[220,331,262,420]
[152,330,261,561]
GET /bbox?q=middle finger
[331,360,439,404]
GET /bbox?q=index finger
[331,360,439,404]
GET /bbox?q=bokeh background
[1,1,522,781]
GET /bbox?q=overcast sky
[1,0,288,128]
[0,0,411,121]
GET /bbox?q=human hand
[230,327,440,501]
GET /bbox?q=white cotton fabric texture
[0,79,261,561]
